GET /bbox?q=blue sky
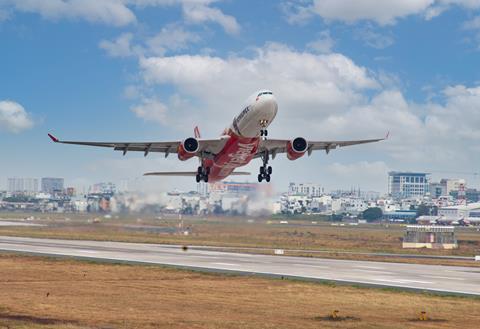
[1,0,480,193]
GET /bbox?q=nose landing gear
[257,151,272,183]
[260,129,268,137]
[196,166,210,183]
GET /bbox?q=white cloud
[463,15,480,30]
[1,0,240,32]
[131,98,168,124]
[132,42,480,188]
[146,24,200,56]
[99,32,137,57]
[354,26,394,49]
[5,0,137,26]
[306,30,335,53]
[138,43,379,132]
[285,0,480,26]
[0,100,34,133]
[182,1,240,35]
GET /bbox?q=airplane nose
[255,94,278,118]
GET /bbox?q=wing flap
[257,134,386,157]
[48,133,229,156]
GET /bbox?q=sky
[1,0,480,193]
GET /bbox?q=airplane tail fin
[194,126,201,139]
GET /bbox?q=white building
[388,172,430,199]
[7,178,38,193]
[440,178,466,195]
[288,182,324,197]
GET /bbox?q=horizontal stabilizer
[144,171,250,176]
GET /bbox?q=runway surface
[0,236,479,296]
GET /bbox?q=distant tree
[362,207,383,222]
[416,204,434,217]
[330,213,343,222]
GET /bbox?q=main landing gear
[258,151,272,183]
[196,166,210,183]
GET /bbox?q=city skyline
[1,1,480,192]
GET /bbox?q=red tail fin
[194,126,201,139]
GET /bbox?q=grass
[0,253,479,329]
[1,213,480,267]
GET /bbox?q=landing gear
[260,129,268,137]
[258,151,272,183]
[196,166,210,183]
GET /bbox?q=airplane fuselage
[203,90,278,182]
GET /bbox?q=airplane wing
[144,171,250,176]
[47,133,228,157]
[255,134,387,158]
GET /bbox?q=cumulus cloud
[0,100,34,133]
[306,30,335,53]
[4,0,137,26]
[127,41,480,191]
[130,98,168,124]
[138,43,379,132]
[99,32,138,57]
[1,0,240,32]
[182,1,240,34]
[146,24,200,55]
[285,0,480,26]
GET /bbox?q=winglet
[385,131,390,140]
[194,126,201,139]
[48,133,59,143]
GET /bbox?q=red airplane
[48,90,386,183]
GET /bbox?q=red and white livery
[48,90,386,183]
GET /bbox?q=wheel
[267,166,272,175]
[195,174,201,183]
[260,130,264,136]
[265,174,271,182]
[204,175,209,183]
[264,130,268,136]
[197,166,202,174]
[258,174,263,182]
[260,166,265,175]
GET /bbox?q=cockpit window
[257,91,273,97]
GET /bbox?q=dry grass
[0,253,479,329]
[1,214,480,267]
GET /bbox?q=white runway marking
[214,262,239,266]
[423,275,466,281]
[355,265,385,270]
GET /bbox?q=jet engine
[177,137,199,161]
[286,137,308,160]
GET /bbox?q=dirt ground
[0,253,479,329]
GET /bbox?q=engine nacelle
[177,137,199,161]
[286,137,308,160]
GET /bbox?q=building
[440,178,466,195]
[90,182,116,195]
[429,182,445,199]
[388,172,430,199]
[7,178,38,193]
[41,177,64,194]
[403,225,457,249]
[209,181,259,195]
[288,182,323,197]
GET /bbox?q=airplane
[48,90,386,183]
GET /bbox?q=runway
[0,236,479,296]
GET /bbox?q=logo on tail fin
[194,126,201,139]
